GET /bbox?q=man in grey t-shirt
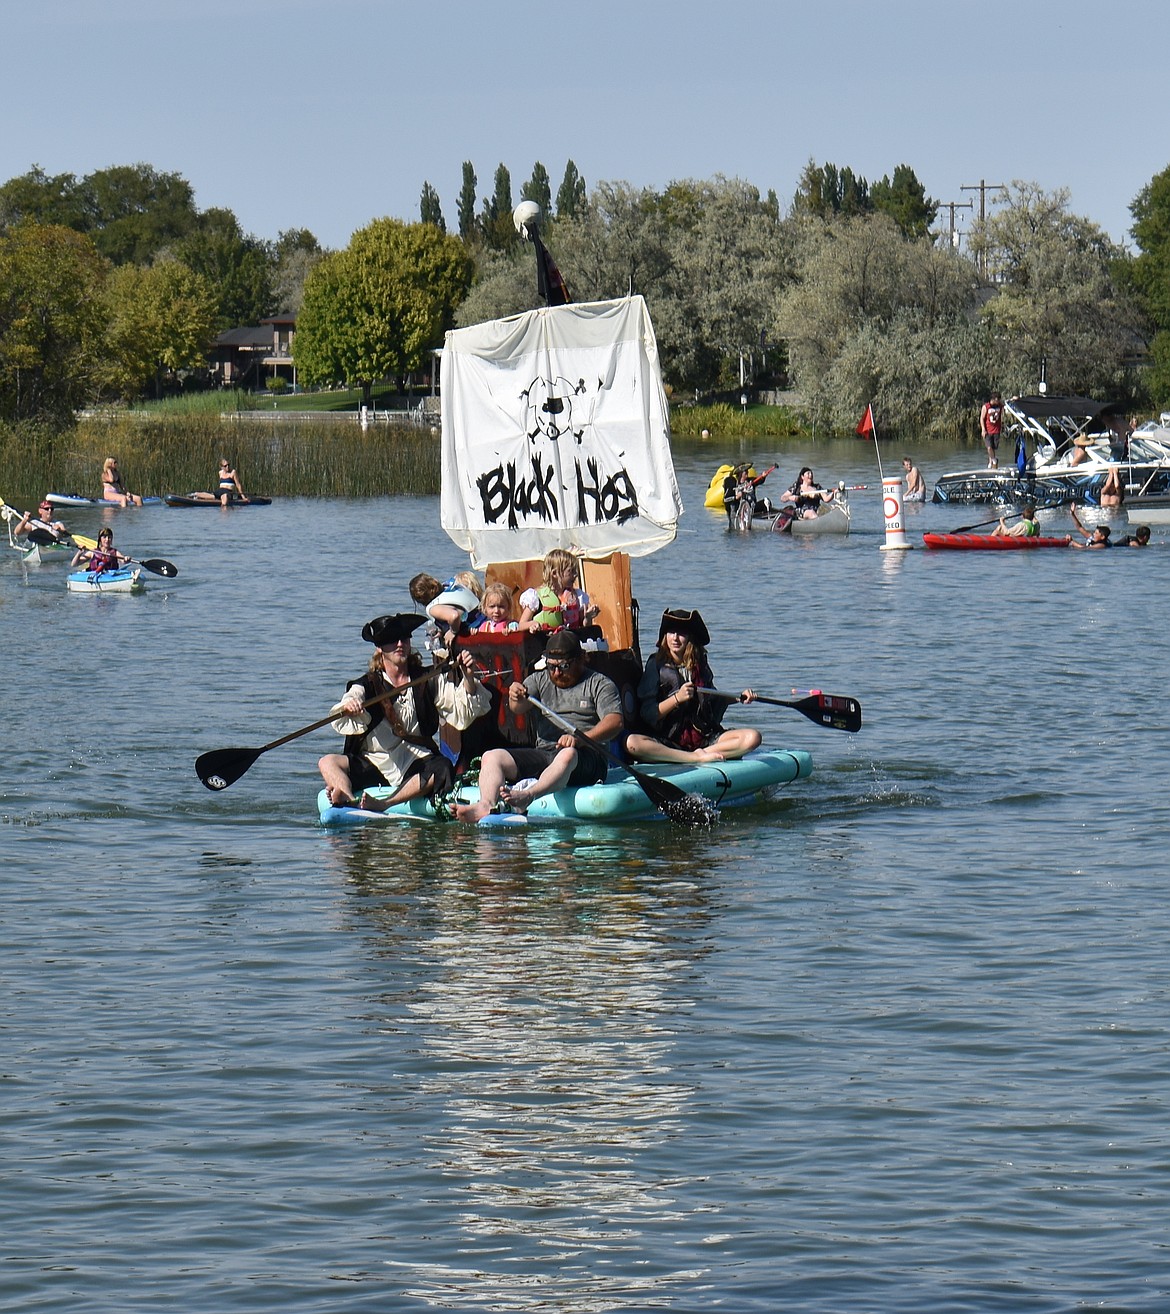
[455,629,623,821]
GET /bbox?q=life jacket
[87,547,119,573]
[641,655,722,751]
[530,584,565,629]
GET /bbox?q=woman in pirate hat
[625,608,760,764]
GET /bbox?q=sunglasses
[545,659,573,671]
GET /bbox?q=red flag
[856,404,875,439]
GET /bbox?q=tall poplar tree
[457,161,478,242]
[556,160,587,220]
[420,181,446,232]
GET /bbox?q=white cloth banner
[440,296,682,568]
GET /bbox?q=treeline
[2,157,1170,436]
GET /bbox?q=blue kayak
[318,749,813,826]
[47,493,163,507]
[66,566,144,593]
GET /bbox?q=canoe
[66,566,145,593]
[790,501,850,535]
[164,493,271,508]
[47,493,162,507]
[923,532,1070,550]
[318,748,814,826]
[12,539,72,564]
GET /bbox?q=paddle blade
[626,765,719,827]
[790,692,862,733]
[196,746,262,791]
[140,558,178,577]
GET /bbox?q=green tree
[294,218,472,407]
[100,258,219,400]
[521,162,552,217]
[555,160,587,220]
[420,181,446,232]
[482,163,514,251]
[272,228,324,315]
[0,165,90,232]
[975,181,1142,398]
[173,207,275,329]
[81,164,199,265]
[870,165,937,240]
[457,161,478,242]
[1128,163,1170,404]
[0,222,109,424]
[793,160,872,220]
[776,212,984,431]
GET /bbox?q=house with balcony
[209,314,296,390]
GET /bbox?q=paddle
[525,695,714,826]
[31,529,179,576]
[698,688,863,733]
[195,660,455,791]
[952,512,1021,533]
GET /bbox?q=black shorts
[509,744,607,788]
[345,751,453,797]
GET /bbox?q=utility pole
[937,199,973,249]
[960,180,1008,278]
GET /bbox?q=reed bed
[0,416,441,503]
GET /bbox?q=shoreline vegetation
[0,398,968,504]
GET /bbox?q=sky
[4,0,1167,254]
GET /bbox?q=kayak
[318,748,814,826]
[48,493,162,507]
[923,532,1070,550]
[12,539,72,564]
[66,566,145,593]
[164,493,271,507]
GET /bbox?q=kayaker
[517,548,600,632]
[100,457,144,507]
[780,467,835,519]
[319,612,491,811]
[625,608,760,765]
[1068,505,1111,548]
[71,526,129,573]
[992,503,1040,537]
[15,499,69,543]
[454,629,622,821]
[217,458,250,506]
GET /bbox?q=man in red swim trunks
[980,392,1003,468]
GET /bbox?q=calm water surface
[3,441,1170,1312]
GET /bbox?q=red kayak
[923,532,1071,550]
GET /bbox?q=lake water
[4,440,1170,1312]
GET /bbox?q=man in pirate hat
[318,613,491,810]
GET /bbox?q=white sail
[440,295,682,568]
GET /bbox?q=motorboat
[931,395,1147,508]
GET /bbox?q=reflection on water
[326,826,713,1310]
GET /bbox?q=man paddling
[319,613,491,810]
[455,629,622,821]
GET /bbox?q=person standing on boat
[625,609,760,765]
[455,629,623,822]
[217,458,250,506]
[780,467,835,519]
[992,503,1039,537]
[902,457,927,501]
[980,393,1003,469]
[71,526,129,574]
[100,457,144,507]
[318,613,491,811]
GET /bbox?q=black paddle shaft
[699,688,862,733]
[524,695,702,823]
